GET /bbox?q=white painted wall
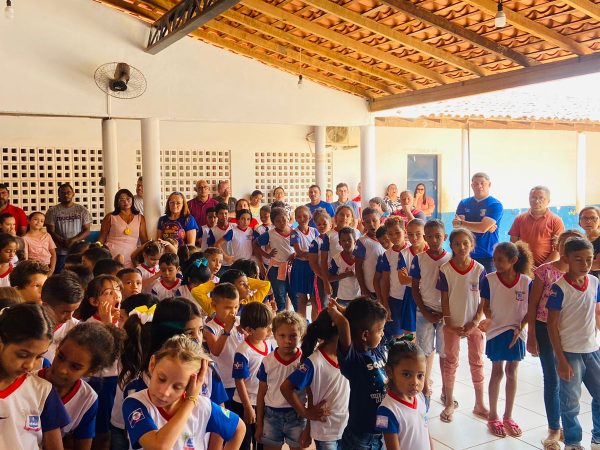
[0,0,369,125]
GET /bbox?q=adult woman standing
[157,191,198,247]
[272,186,293,220]
[414,183,436,218]
[579,205,600,277]
[383,183,402,214]
[98,189,148,267]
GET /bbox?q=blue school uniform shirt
[455,196,503,259]
[338,339,388,434]
[306,201,335,227]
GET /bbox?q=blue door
[407,154,438,219]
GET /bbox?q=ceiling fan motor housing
[109,63,131,91]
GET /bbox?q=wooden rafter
[462,0,593,56]
[377,0,538,68]
[299,0,490,75]
[203,20,392,92]
[222,9,410,90]
[241,0,453,84]
[370,52,600,111]
[561,0,600,21]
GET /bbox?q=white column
[360,122,376,210]
[314,126,327,190]
[461,127,471,199]
[576,131,587,211]
[102,119,119,215]
[141,118,162,239]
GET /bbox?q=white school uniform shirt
[378,244,410,299]
[409,251,451,312]
[290,227,319,261]
[122,389,239,450]
[151,278,184,300]
[199,225,211,251]
[0,373,69,450]
[437,260,486,328]
[46,317,80,363]
[137,263,158,281]
[232,339,271,405]
[207,224,233,252]
[375,391,430,450]
[222,225,258,261]
[321,228,361,267]
[400,245,425,276]
[205,317,246,389]
[38,369,98,439]
[547,274,600,353]
[353,235,385,293]
[257,348,304,409]
[0,264,12,287]
[255,224,274,265]
[287,348,350,442]
[329,252,361,300]
[480,272,531,341]
[255,229,295,264]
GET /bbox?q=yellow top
[191,277,271,317]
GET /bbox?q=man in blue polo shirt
[306,184,335,227]
[453,172,503,272]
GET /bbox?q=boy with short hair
[150,252,183,300]
[41,270,85,362]
[198,206,217,251]
[9,259,50,303]
[208,203,234,273]
[92,258,124,277]
[547,237,600,450]
[116,267,143,299]
[354,207,385,300]
[328,297,388,450]
[81,246,112,271]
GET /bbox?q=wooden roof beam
[462,0,593,56]
[377,0,538,68]
[204,20,392,93]
[369,52,600,111]
[241,0,452,85]
[561,0,600,22]
[300,0,490,76]
[222,9,406,91]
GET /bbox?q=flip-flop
[440,393,459,408]
[503,418,522,437]
[472,409,489,420]
[541,439,561,450]
[487,419,506,438]
[440,409,454,423]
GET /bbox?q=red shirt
[0,203,28,231]
[508,210,564,266]
[187,197,219,227]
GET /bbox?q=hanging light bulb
[5,0,14,19]
[494,1,506,28]
[297,74,304,89]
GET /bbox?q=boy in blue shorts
[547,237,600,450]
[328,297,388,450]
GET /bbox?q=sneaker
[564,445,585,450]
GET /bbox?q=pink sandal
[488,419,506,437]
[503,418,522,437]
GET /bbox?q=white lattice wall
[136,149,231,206]
[254,151,333,208]
[1,147,104,226]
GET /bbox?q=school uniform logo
[470,283,479,292]
[516,290,526,302]
[202,383,209,396]
[375,415,388,428]
[480,209,487,217]
[298,363,308,373]
[233,361,244,370]
[24,414,40,432]
[128,408,145,428]
[183,436,195,449]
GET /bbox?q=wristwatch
[222,330,231,336]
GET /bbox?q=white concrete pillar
[461,127,471,199]
[102,119,119,215]
[314,126,327,191]
[141,118,162,238]
[576,131,586,212]
[360,122,376,210]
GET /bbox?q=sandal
[440,408,454,423]
[541,439,561,450]
[440,393,459,408]
[488,419,506,438]
[472,408,489,420]
[503,418,523,437]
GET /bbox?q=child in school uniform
[354,207,385,300]
[328,227,361,307]
[208,203,234,274]
[216,209,259,265]
[0,233,17,287]
[10,259,50,303]
[198,206,217,251]
[150,253,184,300]
[134,241,162,292]
[291,205,319,316]
[547,237,600,450]
[308,209,333,320]
[255,312,307,449]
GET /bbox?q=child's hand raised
[223,312,236,333]
[98,297,115,324]
[327,298,344,319]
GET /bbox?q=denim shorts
[316,439,342,450]
[341,427,383,450]
[261,406,306,447]
[416,311,445,357]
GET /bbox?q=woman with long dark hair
[413,183,435,218]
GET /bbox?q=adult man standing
[331,182,360,220]
[213,180,237,214]
[133,176,144,214]
[188,179,219,227]
[306,185,335,227]
[0,184,28,235]
[509,186,564,267]
[45,183,92,272]
[453,172,503,272]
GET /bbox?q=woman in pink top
[23,211,57,274]
[99,189,149,267]
[414,183,435,218]
[526,229,583,449]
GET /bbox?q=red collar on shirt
[274,348,301,365]
[160,279,180,290]
[564,274,589,292]
[0,373,27,399]
[497,272,520,289]
[275,229,291,238]
[388,389,417,409]
[237,226,248,232]
[318,347,339,368]
[54,322,65,332]
[427,250,447,261]
[217,223,229,231]
[391,243,408,253]
[409,244,428,256]
[141,263,157,274]
[340,252,355,266]
[0,264,13,279]
[245,338,269,356]
[449,259,475,275]
[213,317,226,328]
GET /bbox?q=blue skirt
[290,259,315,295]
[384,296,404,338]
[400,288,417,333]
[485,329,526,362]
